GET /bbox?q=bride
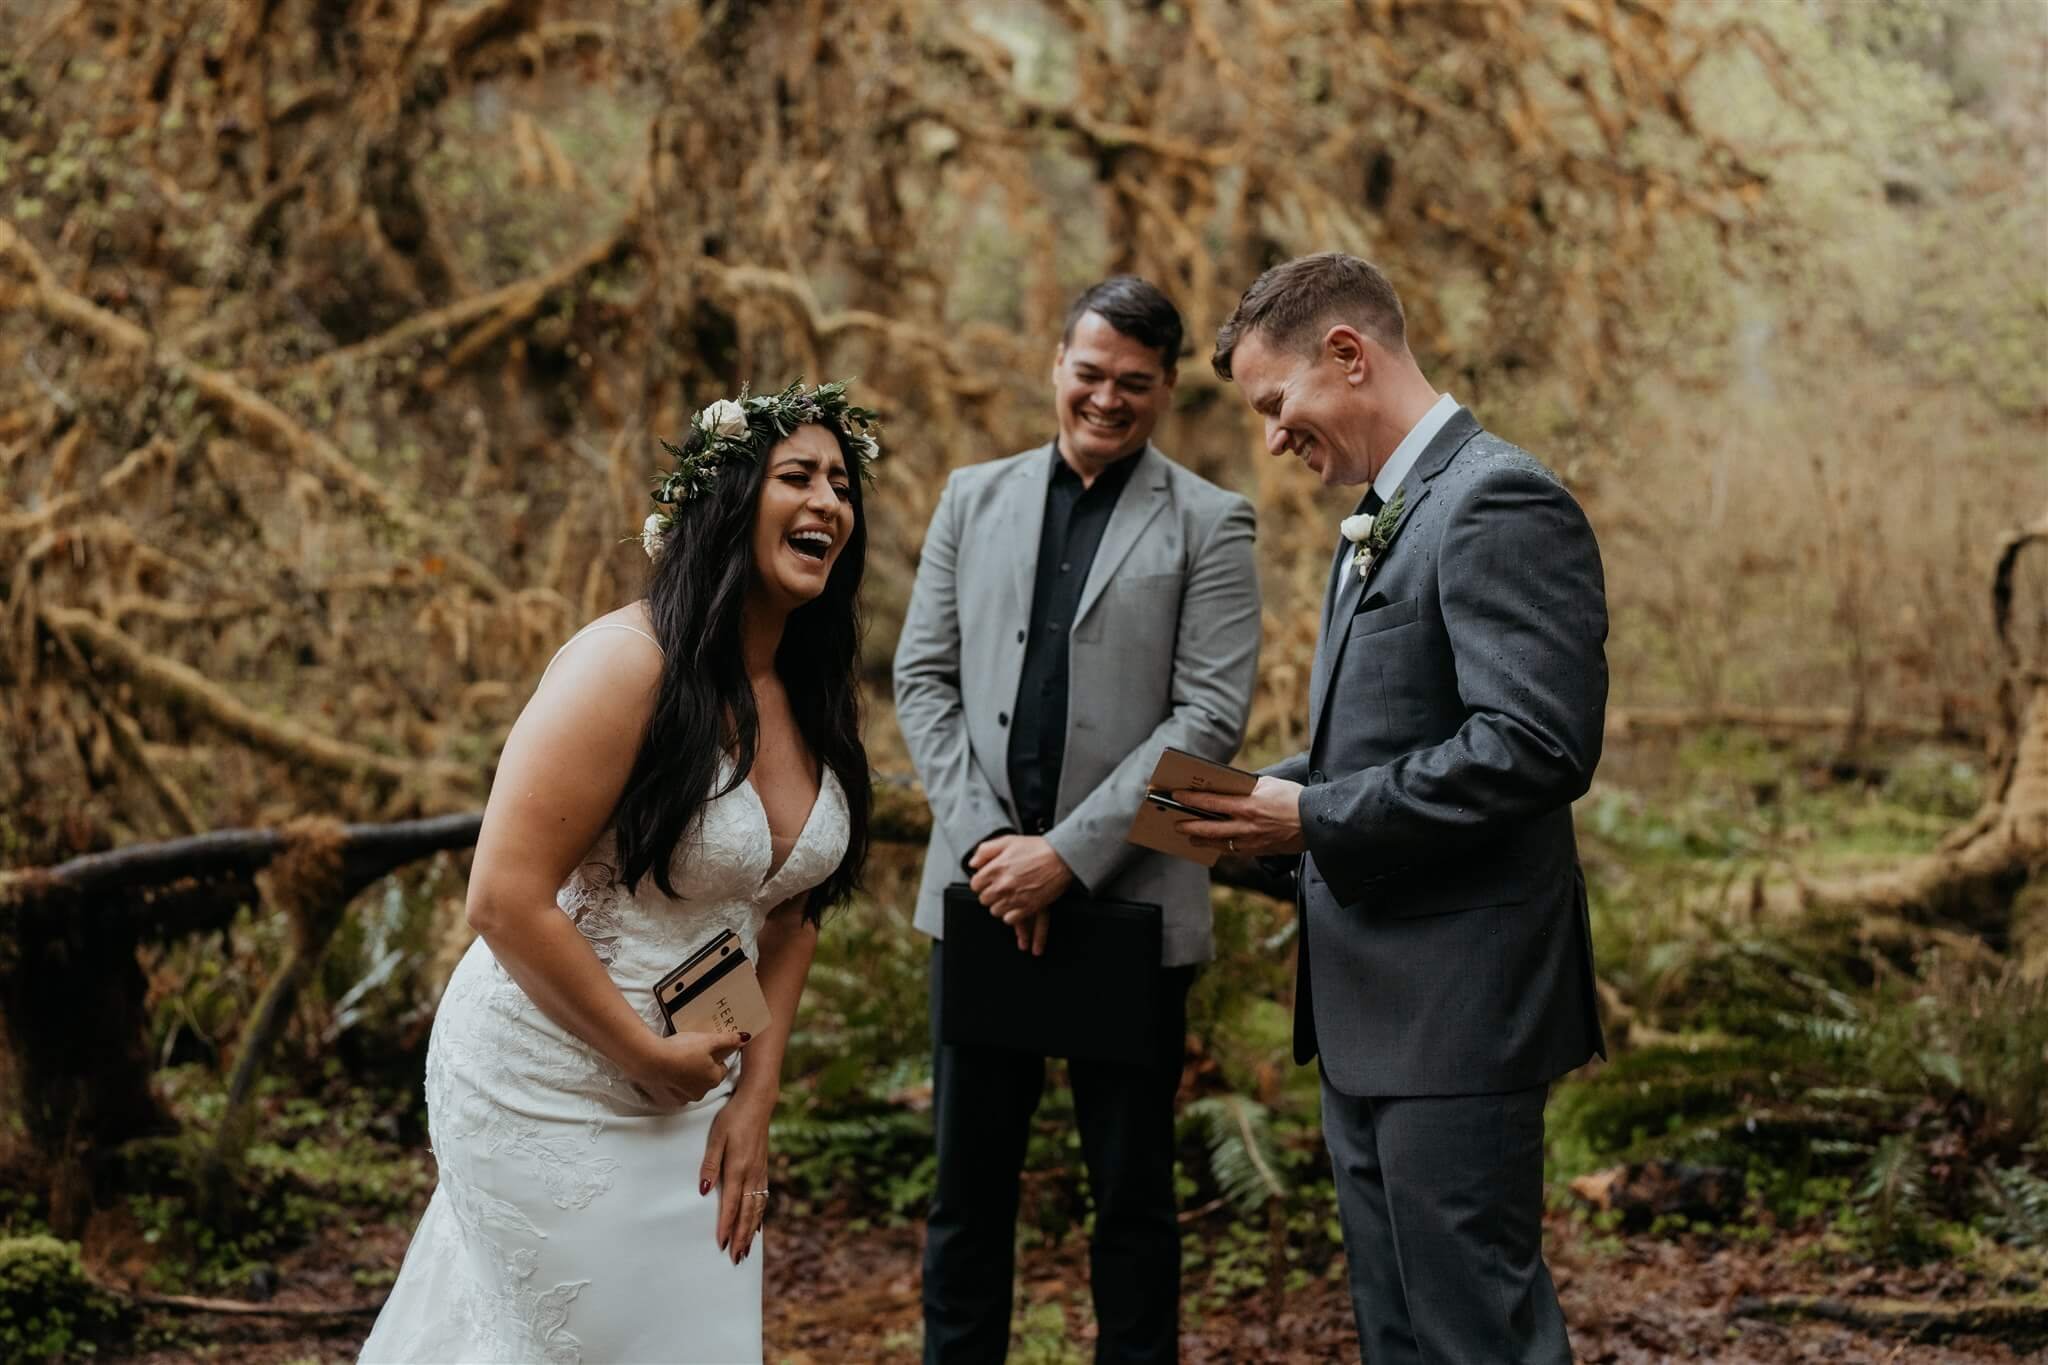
[360,382,879,1364]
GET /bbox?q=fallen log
[110,1286,382,1320]
[0,812,483,920]
[1732,1292,2048,1345]
[0,812,482,1232]
[1605,704,1978,745]
[1797,507,2048,934]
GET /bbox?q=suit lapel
[1071,445,1169,630]
[1308,409,1483,749]
[1004,444,1056,619]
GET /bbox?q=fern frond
[1184,1094,1285,1215]
[1858,1132,1931,1247]
[1980,1162,2048,1249]
[1773,1010,1866,1048]
[771,1108,927,1148]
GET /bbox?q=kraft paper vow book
[1125,746,1259,867]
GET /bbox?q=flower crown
[642,380,881,559]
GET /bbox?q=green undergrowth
[1555,730,2048,1273]
[0,1235,126,1361]
[119,1068,430,1297]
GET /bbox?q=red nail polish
[739,1032,752,1042]
[700,1179,711,1196]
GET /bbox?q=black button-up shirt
[1005,444,1141,833]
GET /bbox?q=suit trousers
[922,941,1194,1364]
[1320,1077,1570,1365]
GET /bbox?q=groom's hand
[968,835,1073,937]
[1174,777,1308,856]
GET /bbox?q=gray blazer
[893,442,1261,966]
[1267,409,1608,1095]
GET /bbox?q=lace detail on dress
[448,1088,621,1211]
[430,1162,593,1364]
[558,857,625,967]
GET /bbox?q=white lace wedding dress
[360,753,848,1364]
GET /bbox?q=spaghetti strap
[539,622,663,682]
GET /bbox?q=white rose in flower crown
[697,399,748,439]
[854,433,881,463]
[641,513,669,560]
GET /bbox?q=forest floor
[108,1196,2036,1364]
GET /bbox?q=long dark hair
[610,420,871,924]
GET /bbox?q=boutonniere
[1338,487,1406,582]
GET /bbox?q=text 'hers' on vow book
[652,929,773,1039]
[1125,746,1258,868]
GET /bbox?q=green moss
[0,1236,126,1360]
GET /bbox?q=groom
[1177,252,1607,1364]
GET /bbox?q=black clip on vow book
[938,884,1162,1066]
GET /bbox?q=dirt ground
[110,1207,2037,1363]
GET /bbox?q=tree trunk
[0,910,174,1235]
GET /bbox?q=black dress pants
[921,941,1193,1364]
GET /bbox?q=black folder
[938,883,1163,1066]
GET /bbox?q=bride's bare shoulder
[588,599,659,641]
[533,603,664,702]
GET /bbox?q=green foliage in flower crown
[649,379,882,531]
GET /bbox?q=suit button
[1016,630,1025,643]
[998,712,1009,726]
[1311,769,1328,784]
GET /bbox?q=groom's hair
[1211,252,1406,380]
[1061,275,1183,372]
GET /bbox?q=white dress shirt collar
[1372,392,1460,505]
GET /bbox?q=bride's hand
[701,1088,775,1264]
[625,1029,748,1109]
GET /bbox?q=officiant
[893,275,1262,1362]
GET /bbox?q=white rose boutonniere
[1339,487,1406,582]
[697,398,748,439]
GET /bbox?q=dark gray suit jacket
[1267,409,1607,1096]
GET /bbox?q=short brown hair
[1211,252,1406,380]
